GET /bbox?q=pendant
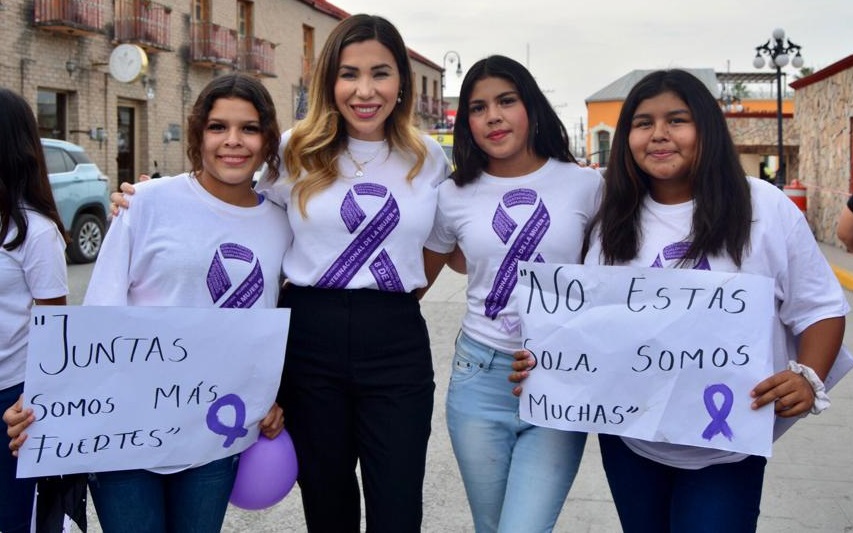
[355,169,364,178]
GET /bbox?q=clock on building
[108,44,149,84]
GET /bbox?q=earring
[397,91,403,104]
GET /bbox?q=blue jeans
[88,456,238,533]
[446,332,587,533]
[1,383,37,533]
[599,434,766,533]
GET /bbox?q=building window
[237,1,253,37]
[303,25,314,61]
[302,24,314,85]
[193,0,209,21]
[596,130,611,166]
[37,90,67,139]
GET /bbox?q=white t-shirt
[426,159,604,353]
[0,210,67,390]
[256,131,449,292]
[85,174,290,308]
[585,177,849,469]
[84,174,291,473]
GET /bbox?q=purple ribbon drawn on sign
[317,182,403,290]
[206,393,249,448]
[650,241,710,270]
[701,383,734,441]
[485,188,550,319]
[206,243,264,308]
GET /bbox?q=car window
[43,146,74,174]
[67,149,92,166]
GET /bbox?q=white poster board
[18,306,289,478]
[517,262,778,456]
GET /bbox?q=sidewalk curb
[831,264,853,291]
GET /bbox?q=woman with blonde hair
[256,13,448,532]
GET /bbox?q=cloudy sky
[330,0,853,132]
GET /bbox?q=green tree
[732,81,750,99]
[796,66,815,79]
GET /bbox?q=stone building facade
[725,113,799,182]
[0,0,443,190]
[790,54,853,246]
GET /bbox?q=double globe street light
[440,51,463,129]
[752,28,804,188]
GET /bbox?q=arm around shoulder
[417,248,451,299]
[837,200,853,252]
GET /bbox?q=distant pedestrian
[423,55,603,532]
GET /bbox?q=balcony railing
[114,0,171,51]
[430,97,441,117]
[190,21,238,67]
[416,95,442,119]
[417,94,430,115]
[237,36,276,77]
[33,0,105,36]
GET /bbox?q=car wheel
[67,213,105,264]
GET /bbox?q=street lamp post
[752,28,804,189]
[440,51,462,129]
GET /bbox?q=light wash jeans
[446,332,587,533]
[88,455,237,533]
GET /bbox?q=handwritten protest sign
[18,306,289,478]
[517,262,778,457]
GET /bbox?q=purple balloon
[229,430,298,510]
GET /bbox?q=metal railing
[238,36,275,76]
[190,21,238,66]
[114,0,171,49]
[34,0,105,32]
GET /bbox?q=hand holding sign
[20,306,290,478]
[517,262,777,456]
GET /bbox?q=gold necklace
[344,145,384,178]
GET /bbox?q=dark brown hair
[591,69,751,266]
[186,73,281,181]
[0,87,66,251]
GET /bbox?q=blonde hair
[285,14,426,217]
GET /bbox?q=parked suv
[42,139,111,263]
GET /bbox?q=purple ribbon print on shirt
[650,241,710,270]
[317,182,403,291]
[485,188,550,319]
[206,243,264,308]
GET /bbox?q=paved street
[65,246,853,532]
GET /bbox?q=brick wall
[794,66,853,244]
[0,0,442,190]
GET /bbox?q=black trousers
[278,285,435,533]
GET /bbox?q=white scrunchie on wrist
[787,360,831,414]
